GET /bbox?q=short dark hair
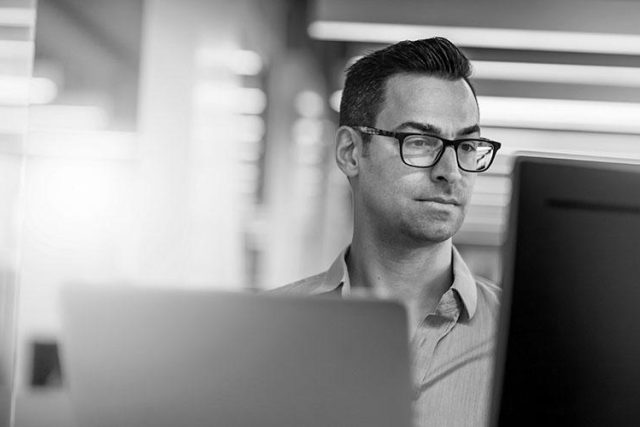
[339,37,475,131]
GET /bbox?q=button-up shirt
[273,246,501,427]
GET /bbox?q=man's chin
[399,216,465,245]
[401,226,457,245]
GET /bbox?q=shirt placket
[411,290,461,397]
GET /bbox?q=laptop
[59,286,413,427]
[491,155,640,426]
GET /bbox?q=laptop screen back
[60,288,413,427]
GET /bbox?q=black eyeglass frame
[353,125,502,173]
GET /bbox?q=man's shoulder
[268,272,330,295]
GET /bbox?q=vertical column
[133,0,249,287]
[0,1,36,425]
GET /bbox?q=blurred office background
[2,0,640,425]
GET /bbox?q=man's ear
[335,126,362,178]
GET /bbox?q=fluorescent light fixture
[478,96,640,134]
[31,77,58,104]
[309,21,640,55]
[481,127,640,161]
[0,75,30,104]
[196,48,263,76]
[194,83,267,114]
[0,7,36,27]
[26,130,136,159]
[472,61,640,87]
[0,76,58,105]
[329,89,640,133]
[193,115,265,143]
[229,50,263,76]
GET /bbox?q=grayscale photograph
[0,1,639,426]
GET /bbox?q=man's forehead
[379,74,479,134]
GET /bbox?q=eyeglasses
[353,126,501,173]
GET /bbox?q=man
[274,37,501,427]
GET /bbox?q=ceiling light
[478,96,640,134]
[328,90,640,133]
[0,76,58,105]
[472,61,640,87]
[309,21,640,55]
[194,84,267,114]
[196,48,263,76]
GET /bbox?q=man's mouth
[415,197,459,205]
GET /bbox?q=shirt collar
[450,246,478,319]
[323,246,350,294]
[321,245,478,319]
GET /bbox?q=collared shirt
[273,246,501,427]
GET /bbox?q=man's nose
[430,146,462,182]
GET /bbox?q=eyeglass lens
[402,135,494,171]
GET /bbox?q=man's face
[354,73,479,245]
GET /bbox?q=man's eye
[406,136,440,149]
[459,142,477,152]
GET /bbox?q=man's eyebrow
[459,124,480,136]
[395,121,480,136]
[394,121,441,134]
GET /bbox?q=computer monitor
[492,155,640,426]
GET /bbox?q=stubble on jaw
[360,198,468,249]
[396,204,468,245]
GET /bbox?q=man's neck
[346,234,454,317]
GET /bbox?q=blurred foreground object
[59,285,413,427]
[493,156,640,426]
